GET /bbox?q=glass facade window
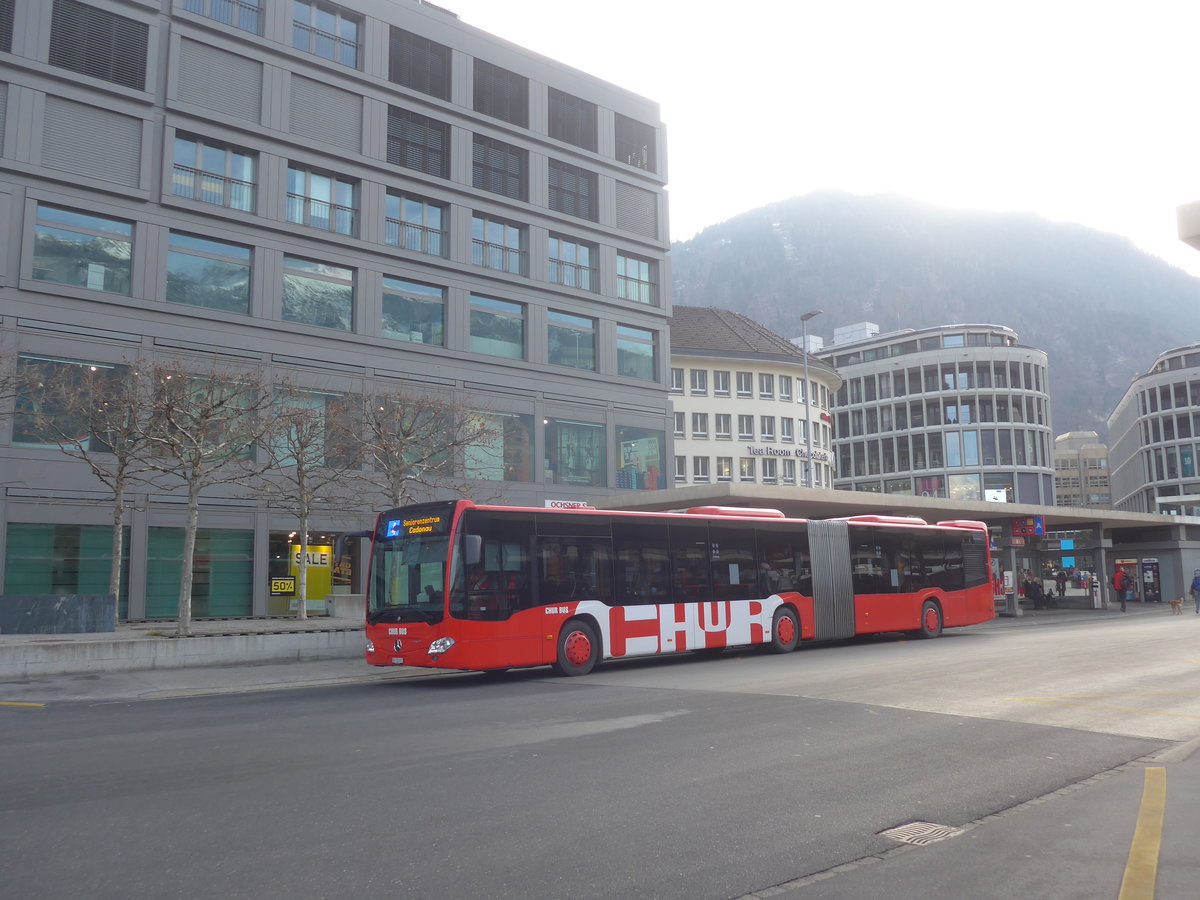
[616,325,656,381]
[385,193,446,256]
[779,375,792,401]
[614,113,656,172]
[762,458,778,484]
[12,355,123,449]
[548,160,598,222]
[33,204,132,294]
[387,107,449,178]
[716,414,732,439]
[690,370,707,394]
[693,457,710,482]
[736,372,752,397]
[146,527,253,618]
[714,371,730,395]
[716,457,733,482]
[270,390,360,468]
[545,418,606,487]
[388,26,450,100]
[173,136,255,212]
[287,166,356,235]
[49,0,148,90]
[548,235,597,291]
[782,459,796,485]
[465,412,535,482]
[470,294,525,359]
[617,425,665,489]
[674,456,687,483]
[781,418,794,442]
[616,253,655,304]
[691,413,708,438]
[547,311,596,370]
[548,88,597,152]
[182,0,262,34]
[381,276,444,345]
[759,373,774,399]
[292,0,360,68]
[670,368,684,392]
[472,214,526,275]
[673,412,685,437]
[167,232,251,314]
[282,255,353,330]
[761,416,775,440]
[473,135,527,201]
[739,458,756,482]
[738,415,754,440]
[4,523,130,617]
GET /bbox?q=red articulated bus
[364,500,995,676]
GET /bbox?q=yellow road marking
[1005,691,1200,700]
[1119,767,1166,900]
[0,701,45,708]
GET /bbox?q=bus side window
[613,521,672,604]
[669,520,711,603]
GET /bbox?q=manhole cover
[879,821,964,845]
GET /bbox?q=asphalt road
[3,614,1199,900]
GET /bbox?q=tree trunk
[108,482,125,630]
[297,512,309,620]
[177,479,201,637]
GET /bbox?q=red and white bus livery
[364,501,995,676]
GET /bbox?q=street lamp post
[800,310,823,488]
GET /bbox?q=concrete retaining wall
[0,630,364,680]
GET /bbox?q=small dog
[1169,596,1184,615]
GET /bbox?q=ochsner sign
[746,445,831,462]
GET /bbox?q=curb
[0,629,364,679]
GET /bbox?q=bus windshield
[367,505,454,625]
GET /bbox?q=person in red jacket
[1112,567,1128,612]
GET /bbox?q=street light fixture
[800,310,823,488]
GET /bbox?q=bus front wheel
[916,600,943,639]
[552,620,600,676]
[768,607,800,653]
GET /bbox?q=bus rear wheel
[768,607,800,653]
[916,600,943,638]
[552,620,600,676]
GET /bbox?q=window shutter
[615,182,658,239]
[177,39,262,121]
[48,0,148,91]
[291,76,362,153]
[43,96,142,187]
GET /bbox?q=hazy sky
[442,0,1200,277]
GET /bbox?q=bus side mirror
[464,534,482,566]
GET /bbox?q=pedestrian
[1024,571,1046,610]
[1190,569,1200,615]
[1112,566,1128,612]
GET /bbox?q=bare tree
[262,384,361,619]
[14,357,155,627]
[141,359,277,636]
[354,385,498,510]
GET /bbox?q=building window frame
[548,159,598,222]
[172,135,256,212]
[287,165,357,236]
[166,231,251,314]
[33,203,133,295]
[548,87,597,152]
[381,275,444,346]
[471,213,527,276]
[49,0,149,91]
[616,252,656,305]
[616,325,657,381]
[547,310,597,371]
[472,135,528,201]
[182,0,262,35]
[548,234,597,292]
[387,25,450,100]
[384,192,447,257]
[292,0,360,69]
[387,107,450,179]
[469,294,525,360]
[473,59,528,127]
[282,255,354,331]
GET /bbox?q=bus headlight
[428,637,455,655]
[366,639,375,653]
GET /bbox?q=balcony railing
[385,218,445,256]
[472,239,526,276]
[173,165,255,212]
[287,194,356,236]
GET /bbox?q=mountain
[669,192,1200,435]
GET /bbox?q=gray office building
[0,0,670,618]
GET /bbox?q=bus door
[807,519,856,640]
